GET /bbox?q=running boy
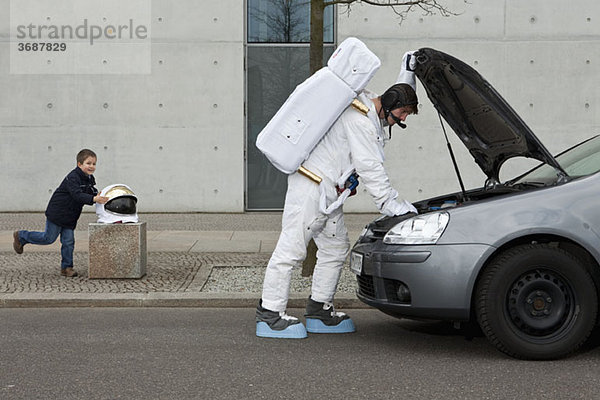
[13,149,109,277]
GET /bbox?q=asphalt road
[2,308,600,400]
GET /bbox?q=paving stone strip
[0,252,358,295]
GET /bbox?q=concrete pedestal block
[89,222,147,279]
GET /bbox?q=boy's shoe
[256,301,307,339]
[13,231,23,254]
[60,267,78,277]
[304,296,356,334]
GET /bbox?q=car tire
[475,243,597,360]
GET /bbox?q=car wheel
[476,243,597,360]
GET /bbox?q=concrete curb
[0,292,370,309]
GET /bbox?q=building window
[248,0,334,43]
[246,0,335,210]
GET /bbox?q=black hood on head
[413,48,567,182]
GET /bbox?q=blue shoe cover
[306,318,356,333]
[256,322,307,339]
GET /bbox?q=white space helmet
[95,184,139,224]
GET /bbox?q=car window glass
[499,157,541,182]
[565,152,600,176]
[514,136,600,183]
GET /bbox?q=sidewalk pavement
[0,212,378,308]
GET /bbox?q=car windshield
[513,135,600,185]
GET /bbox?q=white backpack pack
[255,37,381,175]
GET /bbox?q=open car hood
[413,48,567,183]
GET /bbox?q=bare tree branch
[331,0,464,21]
[326,0,422,6]
[308,0,467,73]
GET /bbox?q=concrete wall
[1,0,599,212]
[1,0,245,212]
[338,0,600,211]
[339,0,600,211]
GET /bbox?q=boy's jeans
[18,219,74,270]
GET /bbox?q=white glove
[382,198,418,217]
[396,50,417,91]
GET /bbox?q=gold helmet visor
[104,185,136,200]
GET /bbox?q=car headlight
[383,212,450,245]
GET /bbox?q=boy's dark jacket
[45,167,98,229]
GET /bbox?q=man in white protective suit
[256,81,420,339]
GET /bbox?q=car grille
[357,274,375,298]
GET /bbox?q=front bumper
[351,241,494,321]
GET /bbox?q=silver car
[351,48,600,360]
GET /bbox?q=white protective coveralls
[261,90,417,313]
